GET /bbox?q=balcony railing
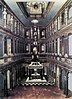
[0,18,4,27]
[0,53,25,65]
[68,17,72,24]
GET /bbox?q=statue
[32,47,39,62]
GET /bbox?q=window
[41,44,45,52]
[7,39,11,55]
[40,29,45,38]
[15,20,17,34]
[33,41,37,45]
[60,38,62,54]
[56,39,57,53]
[61,12,65,25]
[26,31,29,36]
[0,35,3,57]
[17,22,20,34]
[15,40,16,53]
[34,27,37,31]
[18,41,20,53]
[54,20,56,32]
[69,6,72,19]
[57,16,61,30]
[26,44,29,52]
[52,40,54,53]
[7,13,11,26]
[48,41,49,53]
[0,3,3,19]
[11,39,13,53]
[4,37,7,54]
[25,30,29,39]
[34,32,37,35]
[49,42,51,53]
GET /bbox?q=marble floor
[4,85,72,99]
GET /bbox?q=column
[10,16,13,32]
[44,44,46,53]
[46,43,47,53]
[3,8,7,28]
[38,27,40,39]
[7,70,10,90]
[13,18,15,33]
[14,20,17,34]
[66,71,69,97]
[7,38,11,55]
[16,68,18,84]
[50,26,51,35]
[12,68,16,87]
[53,65,56,84]
[64,70,69,97]
[0,73,4,98]
[65,8,68,25]
[56,66,60,87]
[4,72,7,96]
[58,16,60,30]
[59,13,62,28]
[7,13,11,29]
[10,71,13,89]
[2,35,5,56]
[57,38,60,55]
[13,38,15,54]
[23,28,24,37]
[55,19,57,32]
[54,40,56,54]
[44,66,47,75]
[20,24,22,36]
[16,39,18,54]
[19,24,21,36]
[39,43,40,53]
[50,42,52,53]
[31,27,33,39]
[29,44,30,53]
[21,25,23,37]
[59,68,62,89]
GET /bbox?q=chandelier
[31,19,38,24]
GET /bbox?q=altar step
[21,77,55,86]
[21,82,55,86]
[24,82,49,86]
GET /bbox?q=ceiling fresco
[4,0,67,26]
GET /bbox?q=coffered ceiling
[4,0,67,27]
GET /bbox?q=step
[23,82,49,86]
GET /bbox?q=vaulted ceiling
[4,0,67,27]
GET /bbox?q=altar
[27,62,44,80]
[28,62,43,69]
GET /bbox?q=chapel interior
[0,0,72,99]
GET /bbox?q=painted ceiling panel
[4,0,67,26]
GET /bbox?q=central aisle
[4,85,68,99]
